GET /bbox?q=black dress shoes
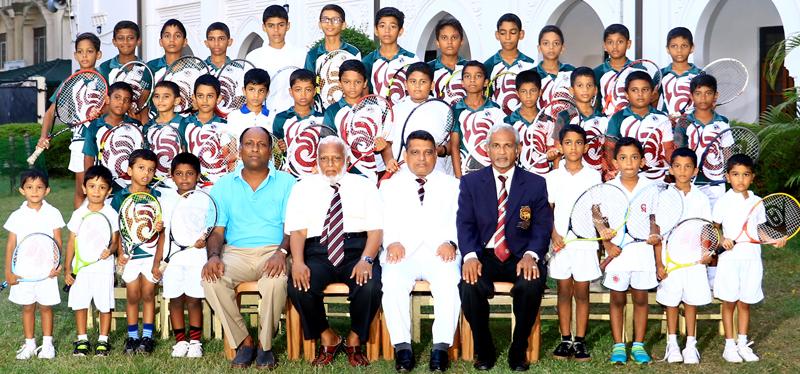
[394,348,415,372]
[429,349,449,372]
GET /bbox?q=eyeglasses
[319,17,343,25]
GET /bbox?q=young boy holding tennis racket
[245,5,306,79]
[204,22,233,75]
[569,67,611,179]
[654,148,713,364]
[3,170,64,360]
[111,149,163,354]
[99,21,150,124]
[483,13,536,115]
[178,74,226,143]
[362,7,418,103]
[546,125,602,361]
[305,5,361,74]
[273,69,324,156]
[64,165,118,356]
[147,19,187,85]
[536,25,575,109]
[594,24,632,116]
[151,153,207,358]
[428,18,467,104]
[659,27,701,117]
[226,69,273,142]
[322,59,369,136]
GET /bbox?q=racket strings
[76,214,112,261]
[701,60,748,105]
[12,234,60,279]
[570,184,628,238]
[217,60,255,116]
[757,194,800,242]
[171,191,218,247]
[115,62,153,113]
[666,219,720,266]
[348,96,392,161]
[286,124,336,176]
[405,100,455,145]
[626,184,682,240]
[56,72,107,124]
[120,196,160,244]
[147,125,182,177]
[101,124,144,180]
[165,57,209,113]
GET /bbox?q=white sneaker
[187,341,203,358]
[171,341,189,357]
[682,345,700,364]
[664,341,683,363]
[15,344,36,360]
[36,344,56,359]
[737,341,760,362]
[723,345,743,363]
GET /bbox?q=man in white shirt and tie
[285,136,383,368]
[379,130,460,372]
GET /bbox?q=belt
[305,232,368,246]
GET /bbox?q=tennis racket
[488,70,519,115]
[285,123,337,177]
[162,56,210,113]
[606,59,662,115]
[27,70,108,165]
[519,96,579,174]
[266,65,300,114]
[698,126,760,186]
[160,189,217,272]
[538,71,573,109]
[372,55,419,105]
[435,66,466,105]
[459,105,507,174]
[664,218,721,274]
[118,192,162,267]
[113,61,154,114]
[715,193,800,251]
[345,95,394,174]
[0,234,60,291]
[185,124,239,184]
[63,212,113,292]
[554,183,630,252]
[216,59,256,118]
[317,50,357,110]
[145,123,182,179]
[600,183,684,271]
[98,122,145,187]
[581,116,610,173]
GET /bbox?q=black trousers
[459,249,547,360]
[288,234,382,342]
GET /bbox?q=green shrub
[731,120,800,197]
[311,27,378,56]
[0,123,71,178]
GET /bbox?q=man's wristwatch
[447,241,458,250]
[362,255,374,264]
[278,247,288,255]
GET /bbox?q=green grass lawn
[0,178,798,373]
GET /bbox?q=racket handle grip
[158,260,168,274]
[0,281,7,291]
[62,273,77,293]
[27,146,45,166]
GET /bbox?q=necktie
[321,183,344,266]
[493,175,510,262]
[416,178,426,203]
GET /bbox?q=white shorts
[162,262,205,299]
[8,277,60,306]
[603,270,658,292]
[121,257,157,284]
[656,265,712,307]
[68,271,115,312]
[549,247,601,282]
[713,257,763,304]
[68,141,85,173]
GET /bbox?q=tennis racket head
[55,70,108,126]
[190,125,239,182]
[568,183,629,240]
[346,95,393,171]
[372,55,418,104]
[438,66,466,105]
[266,65,300,113]
[113,61,154,114]
[119,192,162,246]
[665,217,720,273]
[489,71,519,115]
[74,212,113,268]
[285,123,337,177]
[701,58,748,106]
[145,124,182,178]
[582,117,608,172]
[539,71,573,109]
[519,97,579,173]
[625,182,684,241]
[163,56,210,113]
[700,126,760,183]
[401,98,455,148]
[633,116,673,180]
[460,107,506,170]
[10,233,60,282]
[99,122,145,185]
[461,149,487,175]
[170,189,218,249]
[750,193,800,244]
[609,59,662,114]
[216,59,256,117]
[318,50,357,109]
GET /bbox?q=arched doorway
[417,11,472,62]
[549,0,605,68]
[238,32,264,59]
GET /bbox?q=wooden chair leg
[161,296,170,340]
[382,314,394,360]
[203,300,212,339]
[448,324,460,361]
[460,314,473,361]
[287,300,301,360]
[224,334,235,359]
[366,309,381,362]
[303,336,316,362]
[526,312,541,363]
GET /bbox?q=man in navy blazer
[457,123,553,371]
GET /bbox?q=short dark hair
[128,149,158,167]
[194,74,221,96]
[670,147,698,167]
[320,4,345,21]
[538,25,564,44]
[154,80,180,97]
[244,68,270,88]
[515,69,541,90]
[463,60,488,79]
[613,137,643,158]
[625,70,653,91]
[20,169,48,188]
[171,152,201,175]
[262,4,289,23]
[727,153,755,173]
[559,124,587,143]
[75,32,101,51]
[239,126,272,148]
[206,22,230,38]
[496,13,522,30]
[161,19,187,38]
[666,27,693,47]
[290,69,316,87]
[339,60,367,80]
[109,81,134,98]
[406,130,436,148]
[376,7,405,28]
[435,17,463,39]
[113,21,140,39]
[690,74,717,94]
[570,66,597,87]
[83,165,113,188]
[406,62,434,81]
[604,23,630,41]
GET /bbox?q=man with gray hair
[286,135,383,367]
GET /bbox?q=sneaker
[95,341,111,356]
[630,343,652,364]
[171,340,189,357]
[124,337,140,355]
[73,339,91,356]
[37,344,55,359]
[187,341,203,358]
[682,345,700,364]
[664,342,683,363]
[609,343,627,364]
[16,344,37,360]
[722,345,743,363]
[573,341,591,362]
[737,341,759,362]
[552,340,573,360]
[137,337,156,354]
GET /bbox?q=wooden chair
[104,287,162,332]
[286,283,382,362]
[623,293,729,342]
[221,281,291,360]
[158,294,213,339]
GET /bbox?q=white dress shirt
[245,43,307,79]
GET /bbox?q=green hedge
[0,123,71,178]
[731,120,800,197]
[311,27,378,56]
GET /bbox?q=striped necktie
[416,178,426,203]
[493,175,510,262]
[321,183,344,266]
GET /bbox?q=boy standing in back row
[246,5,306,79]
[484,13,536,115]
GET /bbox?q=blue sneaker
[631,342,651,364]
[610,343,627,364]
